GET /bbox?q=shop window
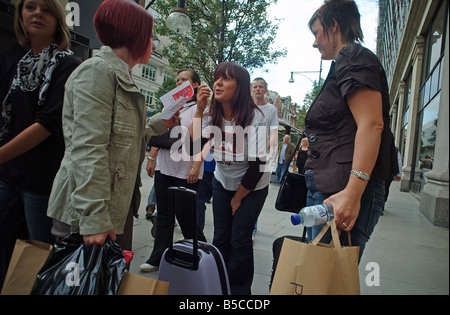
[411,1,446,193]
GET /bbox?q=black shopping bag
[31,234,126,295]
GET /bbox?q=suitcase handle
[167,186,199,270]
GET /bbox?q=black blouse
[0,54,80,194]
[304,44,397,194]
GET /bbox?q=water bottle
[291,204,334,227]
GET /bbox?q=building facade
[377,0,448,226]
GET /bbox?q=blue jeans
[0,180,54,290]
[147,185,156,209]
[304,170,385,261]
[212,177,268,295]
[0,181,54,243]
[276,162,289,184]
[197,171,214,232]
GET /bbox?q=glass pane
[427,2,445,74]
[430,62,440,98]
[413,92,440,192]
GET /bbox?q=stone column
[420,20,449,227]
[400,36,424,192]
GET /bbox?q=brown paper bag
[117,272,169,295]
[1,239,53,295]
[270,220,360,295]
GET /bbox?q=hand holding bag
[30,234,127,295]
[270,220,360,295]
[275,135,308,213]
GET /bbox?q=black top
[304,44,397,194]
[296,148,308,173]
[0,53,80,194]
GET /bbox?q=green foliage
[153,0,286,87]
[295,78,324,129]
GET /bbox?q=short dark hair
[177,69,201,100]
[94,0,154,61]
[252,77,268,89]
[308,0,364,44]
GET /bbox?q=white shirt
[156,102,204,180]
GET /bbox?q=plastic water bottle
[291,204,334,227]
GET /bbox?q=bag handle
[311,220,342,249]
[167,186,199,270]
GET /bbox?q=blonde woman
[0,0,80,288]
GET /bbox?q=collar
[96,46,137,92]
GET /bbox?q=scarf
[0,44,73,141]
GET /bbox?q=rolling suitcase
[157,186,230,295]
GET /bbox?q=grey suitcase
[157,186,230,295]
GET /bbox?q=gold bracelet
[191,166,199,173]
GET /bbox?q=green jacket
[48,46,167,235]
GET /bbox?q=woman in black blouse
[304,0,397,259]
[0,0,79,259]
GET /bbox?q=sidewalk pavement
[130,167,449,295]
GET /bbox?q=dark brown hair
[177,69,201,101]
[308,0,364,44]
[209,62,259,129]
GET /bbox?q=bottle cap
[291,214,302,225]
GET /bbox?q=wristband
[148,156,156,161]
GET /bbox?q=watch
[350,170,370,181]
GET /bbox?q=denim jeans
[146,185,156,209]
[197,171,214,232]
[304,170,385,261]
[0,180,54,290]
[0,180,54,244]
[212,177,268,295]
[276,162,289,184]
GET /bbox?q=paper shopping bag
[1,239,52,295]
[117,272,169,295]
[270,221,360,295]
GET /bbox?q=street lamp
[166,0,192,34]
[142,0,192,34]
[288,60,323,84]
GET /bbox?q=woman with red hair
[47,0,179,247]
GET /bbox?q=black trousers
[146,171,206,266]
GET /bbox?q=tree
[295,78,324,129]
[152,0,286,87]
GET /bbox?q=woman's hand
[230,197,242,215]
[83,229,116,246]
[324,188,361,232]
[196,85,211,114]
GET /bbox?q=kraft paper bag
[270,221,360,295]
[117,272,169,295]
[1,239,52,295]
